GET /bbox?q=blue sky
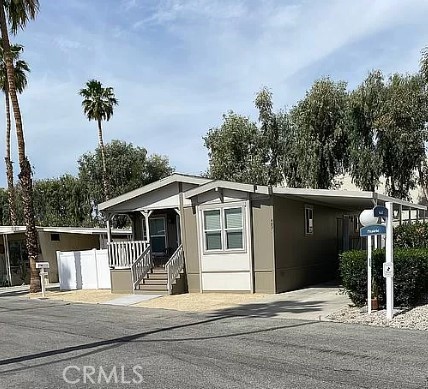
[2,0,428,186]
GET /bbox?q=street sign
[360,224,387,237]
[383,262,394,278]
[374,205,388,218]
[36,262,50,269]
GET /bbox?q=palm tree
[79,79,118,201]
[0,0,39,292]
[0,42,29,226]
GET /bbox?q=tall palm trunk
[4,88,17,225]
[0,1,40,292]
[98,118,109,201]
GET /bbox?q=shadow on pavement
[0,300,321,374]
[0,289,29,298]
[208,299,324,319]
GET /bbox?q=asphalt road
[0,295,427,389]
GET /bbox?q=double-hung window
[203,207,244,252]
[204,210,222,251]
[224,208,243,249]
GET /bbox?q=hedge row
[394,222,428,248]
[340,249,428,307]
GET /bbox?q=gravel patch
[327,303,428,331]
[134,292,270,312]
[28,289,123,304]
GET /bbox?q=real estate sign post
[360,205,392,318]
[385,202,394,320]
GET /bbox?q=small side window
[50,233,60,242]
[305,206,313,235]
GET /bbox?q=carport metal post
[385,202,394,320]
[3,234,12,286]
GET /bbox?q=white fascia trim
[376,194,427,210]
[273,187,375,199]
[185,180,270,199]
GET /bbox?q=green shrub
[340,248,428,307]
[394,222,428,248]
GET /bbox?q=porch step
[142,278,168,286]
[151,267,167,274]
[146,272,167,280]
[137,283,168,293]
[136,271,183,293]
[134,289,168,296]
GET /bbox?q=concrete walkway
[207,283,351,321]
[102,294,161,306]
[0,283,60,297]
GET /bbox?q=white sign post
[359,206,389,315]
[385,202,394,320]
[367,235,372,314]
[36,262,49,298]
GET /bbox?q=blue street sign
[373,205,388,218]
[360,224,387,237]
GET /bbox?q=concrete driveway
[201,282,351,321]
[5,282,351,320]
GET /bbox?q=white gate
[57,249,111,290]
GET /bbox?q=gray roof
[98,173,426,214]
[98,173,211,211]
[184,180,270,199]
[185,180,426,211]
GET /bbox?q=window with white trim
[204,209,222,250]
[203,207,244,252]
[305,206,313,235]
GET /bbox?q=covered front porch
[105,208,185,295]
[98,175,210,294]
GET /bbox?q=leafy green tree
[204,112,269,185]
[254,87,284,185]
[418,47,428,201]
[0,0,40,292]
[377,73,427,199]
[0,42,29,225]
[32,175,90,227]
[347,70,385,191]
[289,78,349,189]
[78,140,174,213]
[79,79,118,201]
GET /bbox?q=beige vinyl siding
[251,198,276,293]
[182,206,200,292]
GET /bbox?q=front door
[149,217,167,254]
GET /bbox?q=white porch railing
[165,244,184,295]
[108,241,149,268]
[131,246,153,289]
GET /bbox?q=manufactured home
[98,174,426,294]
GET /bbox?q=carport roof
[184,179,426,212]
[0,226,132,236]
[272,188,427,211]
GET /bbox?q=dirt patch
[29,289,269,311]
[29,289,122,304]
[134,293,269,312]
